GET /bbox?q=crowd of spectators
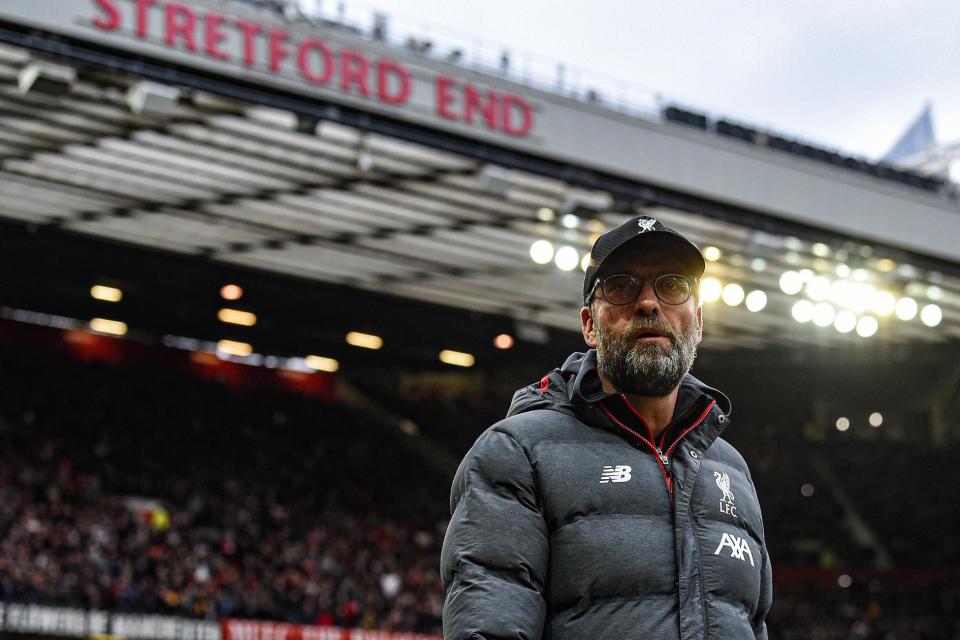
[769,576,960,639]
[0,342,446,633]
[1,335,960,638]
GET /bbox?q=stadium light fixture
[89,317,127,336]
[218,308,257,327]
[871,291,896,316]
[855,316,879,338]
[346,331,383,350]
[127,81,181,118]
[537,207,556,222]
[833,310,857,334]
[835,417,850,432]
[90,285,122,303]
[558,190,613,218]
[744,290,767,312]
[699,278,722,303]
[895,297,918,321]
[812,302,835,327]
[561,214,579,229]
[703,246,721,262]
[920,304,943,327]
[721,283,744,306]
[439,349,475,367]
[869,412,883,428]
[305,355,340,372]
[493,333,514,349]
[220,284,243,301]
[750,258,766,272]
[835,264,851,278]
[529,240,554,265]
[779,271,803,295]
[554,246,580,271]
[805,276,831,301]
[477,164,512,194]
[811,243,830,257]
[18,62,76,97]
[216,339,253,357]
[927,285,943,301]
[875,258,895,272]
[791,300,814,323]
[832,280,874,313]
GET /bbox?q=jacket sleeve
[752,542,773,639]
[441,427,549,640]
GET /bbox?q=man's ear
[695,304,703,345]
[581,305,598,347]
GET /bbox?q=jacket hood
[507,349,732,422]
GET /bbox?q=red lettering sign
[165,2,197,52]
[235,19,261,67]
[435,75,457,120]
[268,29,289,73]
[433,76,535,137]
[204,12,230,61]
[464,84,498,129]
[135,0,157,39]
[297,39,334,84]
[84,0,534,137]
[502,94,534,137]
[340,49,370,97]
[377,59,410,105]
[91,0,121,31]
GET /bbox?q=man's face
[580,248,703,397]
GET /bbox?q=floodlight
[18,62,76,97]
[127,81,181,118]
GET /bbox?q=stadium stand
[0,336,446,634]
[1,326,959,638]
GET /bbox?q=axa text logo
[714,532,755,566]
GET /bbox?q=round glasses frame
[588,273,698,306]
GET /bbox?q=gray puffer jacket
[441,350,772,639]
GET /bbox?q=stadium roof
[0,33,958,353]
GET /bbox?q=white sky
[335,0,960,160]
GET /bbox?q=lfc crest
[636,217,657,233]
[714,471,737,518]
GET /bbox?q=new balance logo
[599,465,632,483]
[714,532,755,566]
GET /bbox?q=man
[441,216,772,639]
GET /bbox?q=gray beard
[595,315,698,397]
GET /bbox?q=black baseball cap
[582,215,705,303]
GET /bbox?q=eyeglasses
[589,273,697,306]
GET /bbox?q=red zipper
[598,397,718,499]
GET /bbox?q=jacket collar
[509,349,732,451]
